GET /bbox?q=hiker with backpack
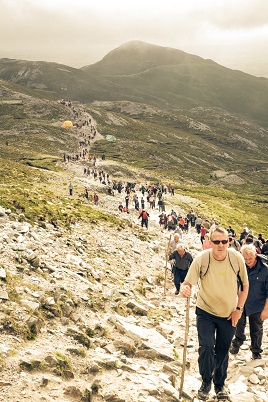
[180,226,248,401]
[229,244,268,360]
[138,209,149,228]
[167,244,193,295]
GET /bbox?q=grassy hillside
[0,77,267,236]
[88,100,268,234]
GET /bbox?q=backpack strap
[200,250,211,278]
[227,249,243,291]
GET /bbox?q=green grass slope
[0,76,267,236]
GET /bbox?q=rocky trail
[0,104,267,402]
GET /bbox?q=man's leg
[196,308,215,385]
[230,310,247,353]
[214,317,236,387]
[249,312,263,355]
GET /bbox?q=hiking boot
[252,352,262,360]
[197,381,211,400]
[229,343,240,355]
[175,289,179,295]
[215,385,230,399]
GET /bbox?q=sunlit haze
[1,0,268,77]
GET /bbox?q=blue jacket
[245,256,268,316]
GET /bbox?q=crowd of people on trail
[61,99,268,402]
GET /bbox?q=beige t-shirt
[185,250,248,317]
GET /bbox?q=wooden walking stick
[179,296,190,400]
[164,234,172,296]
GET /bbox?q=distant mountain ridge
[1,41,268,126]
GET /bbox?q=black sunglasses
[211,240,228,245]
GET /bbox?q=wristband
[236,307,243,312]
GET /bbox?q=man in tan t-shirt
[180,227,248,401]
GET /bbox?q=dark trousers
[232,311,263,353]
[196,224,201,234]
[196,307,235,387]
[173,268,188,292]
[141,218,148,228]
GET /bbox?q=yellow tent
[62,120,73,128]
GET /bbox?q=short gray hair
[241,244,256,256]
[210,226,228,240]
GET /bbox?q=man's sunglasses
[211,240,228,245]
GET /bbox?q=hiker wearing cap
[180,226,248,400]
[230,244,268,360]
[167,244,193,295]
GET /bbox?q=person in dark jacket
[261,239,268,255]
[168,244,193,295]
[230,244,268,359]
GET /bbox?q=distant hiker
[168,233,181,253]
[93,193,99,205]
[227,225,236,237]
[141,197,145,209]
[85,187,89,200]
[125,194,130,209]
[6,140,8,146]
[200,225,207,244]
[228,234,241,252]
[183,218,189,232]
[166,214,175,231]
[140,185,146,196]
[149,195,154,209]
[195,216,202,234]
[203,219,211,230]
[158,213,167,232]
[261,239,268,255]
[202,234,211,250]
[187,210,196,227]
[69,183,73,196]
[167,244,193,295]
[139,209,149,228]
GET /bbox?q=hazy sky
[1,0,268,77]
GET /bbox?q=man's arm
[260,298,268,321]
[227,284,249,327]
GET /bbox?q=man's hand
[260,308,268,321]
[180,282,191,298]
[227,310,242,327]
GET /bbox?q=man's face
[242,252,257,268]
[210,232,229,260]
